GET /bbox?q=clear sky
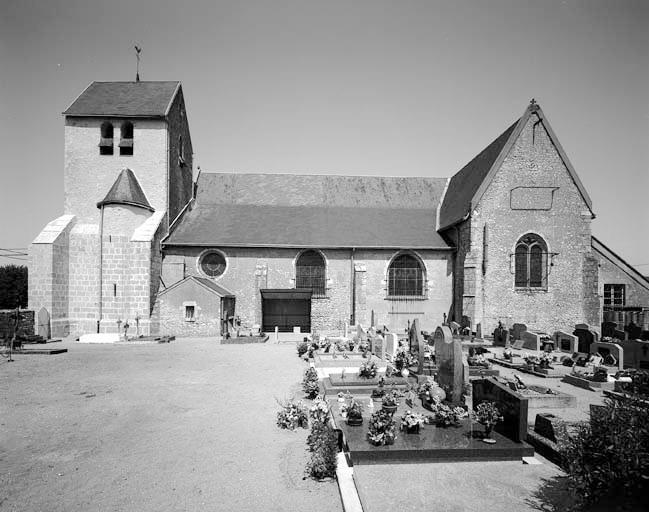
[1,0,647,270]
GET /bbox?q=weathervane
[134,45,142,81]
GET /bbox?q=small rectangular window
[184,305,195,322]
[604,284,625,308]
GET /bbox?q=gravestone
[521,331,553,352]
[554,331,578,353]
[493,322,508,347]
[37,307,51,339]
[372,335,386,360]
[475,323,482,339]
[602,321,617,338]
[590,341,624,371]
[384,333,398,361]
[409,318,421,356]
[573,324,598,353]
[354,324,366,344]
[626,322,642,340]
[619,339,649,369]
[511,340,525,350]
[510,323,527,342]
[473,377,529,443]
[433,325,463,403]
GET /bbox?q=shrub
[616,369,649,398]
[302,367,320,398]
[561,396,649,509]
[305,419,338,480]
[276,399,309,430]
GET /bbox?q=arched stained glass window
[388,253,424,297]
[296,250,326,296]
[514,233,548,289]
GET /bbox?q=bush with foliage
[302,367,320,398]
[276,399,309,430]
[306,397,338,480]
[0,265,27,309]
[616,369,649,398]
[561,396,649,509]
[367,410,397,446]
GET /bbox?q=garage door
[261,289,312,333]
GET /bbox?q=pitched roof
[158,275,235,297]
[97,168,154,211]
[164,203,449,249]
[592,236,649,290]
[439,120,518,229]
[439,102,594,230]
[63,81,180,117]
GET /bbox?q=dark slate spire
[97,168,154,211]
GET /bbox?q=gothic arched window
[514,233,548,288]
[99,121,114,155]
[296,250,326,296]
[388,253,424,297]
[119,121,134,156]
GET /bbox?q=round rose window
[200,251,226,277]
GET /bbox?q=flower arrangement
[467,353,490,368]
[358,360,378,379]
[400,410,426,432]
[474,401,503,440]
[297,340,309,358]
[302,367,320,399]
[276,399,309,430]
[393,348,417,371]
[367,410,397,446]
[417,377,446,403]
[425,397,466,427]
[309,396,330,423]
[381,389,400,410]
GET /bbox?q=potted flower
[400,410,425,434]
[367,410,397,446]
[346,400,363,426]
[358,360,378,379]
[474,401,503,443]
[381,390,399,414]
[418,378,446,408]
[302,367,320,399]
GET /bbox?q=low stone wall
[0,309,35,339]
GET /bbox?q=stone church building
[29,81,649,338]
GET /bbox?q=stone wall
[596,249,649,308]
[161,246,453,334]
[166,88,194,224]
[28,215,75,337]
[466,112,595,335]
[158,278,222,337]
[64,117,168,222]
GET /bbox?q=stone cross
[433,325,464,403]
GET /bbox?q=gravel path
[1,339,341,512]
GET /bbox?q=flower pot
[405,424,420,434]
[382,404,398,414]
[401,368,410,378]
[482,424,496,444]
[347,416,363,426]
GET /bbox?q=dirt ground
[0,339,341,512]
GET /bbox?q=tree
[0,265,28,309]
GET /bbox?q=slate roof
[438,120,519,230]
[164,203,449,249]
[97,168,154,211]
[158,276,235,297]
[63,81,180,117]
